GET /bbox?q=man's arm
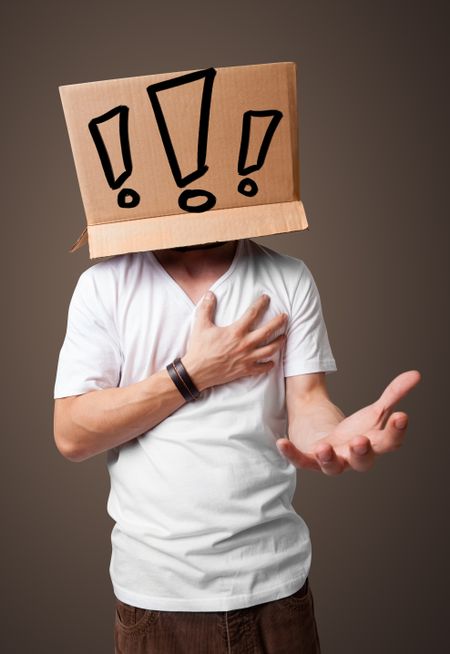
[279,370,421,474]
[54,291,288,463]
[54,370,187,463]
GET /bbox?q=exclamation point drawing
[88,106,140,208]
[147,68,217,213]
[237,110,283,197]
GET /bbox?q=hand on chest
[119,280,287,376]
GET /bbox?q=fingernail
[395,417,407,429]
[352,444,369,455]
[318,451,332,463]
[205,291,213,300]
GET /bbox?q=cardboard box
[59,61,308,259]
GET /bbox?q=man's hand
[182,291,287,391]
[277,370,421,474]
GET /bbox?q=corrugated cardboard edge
[71,200,308,259]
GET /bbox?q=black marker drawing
[88,72,283,213]
[237,110,283,197]
[88,106,140,209]
[147,68,217,213]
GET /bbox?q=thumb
[276,438,318,470]
[195,291,216,327]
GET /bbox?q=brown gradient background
[2,1,448,652]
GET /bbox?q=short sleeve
[283,261,337,377]
[53,267,122,399]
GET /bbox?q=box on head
[59,61,308,259]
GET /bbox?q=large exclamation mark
[237,110,283,197]
[147,68,216,213]
[88,106,140,209]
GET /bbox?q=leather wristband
[166,362,194,402]
[173,357,201,400]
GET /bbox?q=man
[53,238,420,653]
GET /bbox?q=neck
[152,240,238,276]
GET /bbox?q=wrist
[180,353,210,393]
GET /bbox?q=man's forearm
[288,397,346,452]
[55,368,187,463]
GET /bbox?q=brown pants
[114,577,321,653]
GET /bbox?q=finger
[276,438,319,470]
[313,443,346,476]
[348,436,376,472]
[368,412,409,454]
[234,294,271,333]
[374,370,421,414]
[245,311,288,347]
[250,333,287,361]
[194,291,217,328]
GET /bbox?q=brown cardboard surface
[60,61,308,258]
[86,201,307,258]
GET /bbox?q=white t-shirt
[54,238,337,611]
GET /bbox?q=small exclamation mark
[147,68,217,213]
[237,110,283,197]
[88,106,140,208]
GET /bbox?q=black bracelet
[173,357,201,400]
[166,362,194,402]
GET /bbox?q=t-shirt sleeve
[53,267,122,399]
[283,261,337,377]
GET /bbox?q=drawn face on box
[60,62,307,258]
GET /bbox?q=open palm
[276,370,421,474]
